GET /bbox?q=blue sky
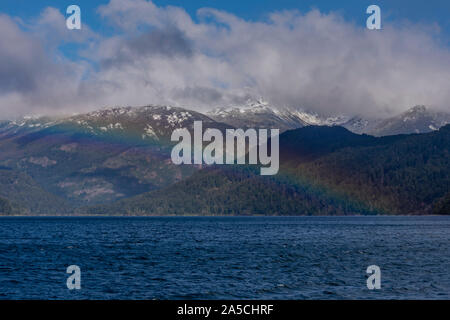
[0,0,449,118]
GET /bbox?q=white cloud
[0,0,449,118]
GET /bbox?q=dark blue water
[0,216,449,299]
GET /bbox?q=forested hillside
[85,125,450,215]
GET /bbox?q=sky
[0,0,449,118]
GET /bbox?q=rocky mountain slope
[208,100,450,136]
[207,99,348,132]
[364,105,450,136]
[0,105,229,212]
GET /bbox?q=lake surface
[0,216,449,299]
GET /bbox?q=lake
[0,216,449,299]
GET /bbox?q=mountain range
[0,102,449,215]
[207,99,450,136]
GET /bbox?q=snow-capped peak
[209,98,274,117]
[207,98,350,131]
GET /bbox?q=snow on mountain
[0,106,221,206]
[207,98,349,132]
[365,105,450,136]
[340,117,379,135]
[2,103,448,140]
[0,115,63,138]
[59,105,227,142]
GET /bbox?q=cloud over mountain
[0,0,449,118]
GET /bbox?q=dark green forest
[0,196,12,215]
[85,125,450,216]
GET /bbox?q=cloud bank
[0,0,449,118]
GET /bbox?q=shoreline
[0,214,444,217]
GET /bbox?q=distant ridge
[207,100,450,136]
[0,104,449,215]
